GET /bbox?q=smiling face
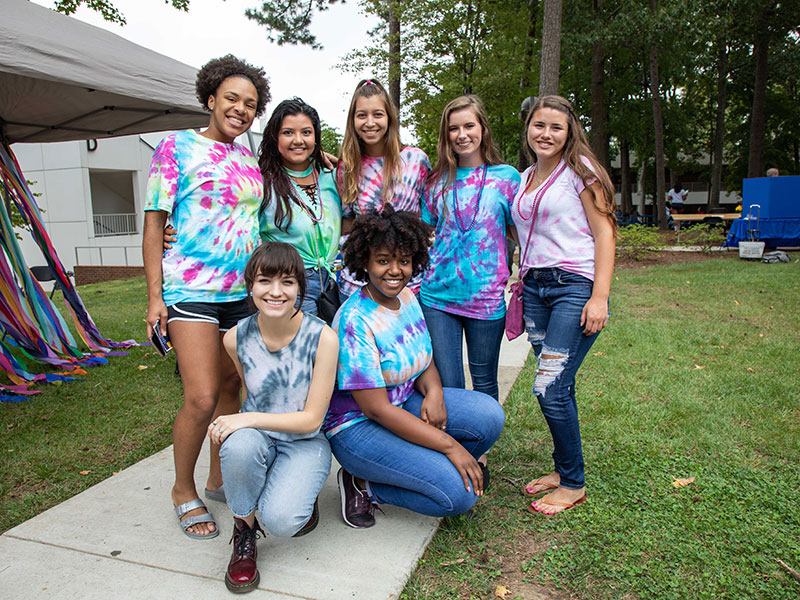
[448,107,484,167]
[364,246,412,308]
[203,75,258,144]
[277,113,315,171]
[250,271,300,319]
[527,107,569,162]
[353,95,389,156]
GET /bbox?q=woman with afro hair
[322,206,505,528]
[143,54,269,539]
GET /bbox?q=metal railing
[92,213,137,237]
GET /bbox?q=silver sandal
[174,498,219,539]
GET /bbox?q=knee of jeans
[259,505,308,538]
[533,346,570,398]
[441,485,479,517]
[220,428,263,464]
[525,318,545,345]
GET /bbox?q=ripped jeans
[522,268,605,489]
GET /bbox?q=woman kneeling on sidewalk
[208,242,338,593]
[323,206,505,528]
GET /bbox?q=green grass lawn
[2,256,799,599]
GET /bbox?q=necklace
[364,284,399,310]
[515,160,567,222]
[284,164,313,178]
[288,166,322,222]
[452,164,488,233]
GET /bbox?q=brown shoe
[293,499,319,537]
[225,517,264,594]
[337,468,375,528]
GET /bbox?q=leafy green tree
[53,0,189,25]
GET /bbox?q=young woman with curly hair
[257,98,341,320]
[143,54,269,539]
[421,95,521,403]
[513,95,616,516]
[335,79,430,300]
[322,206,505,528]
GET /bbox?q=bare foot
[529,486,586,515]
[523,472,560,496]
[172,487,216,536]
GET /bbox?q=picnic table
[672,213,740,242]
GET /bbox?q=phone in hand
[149,319,172,358]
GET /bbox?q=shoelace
[230,523,263,558]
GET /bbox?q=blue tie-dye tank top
[237,312,325,441]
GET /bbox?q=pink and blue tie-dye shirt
[338,147,430,296]
[512,159,596,281]
[323,287,433,437]
[421,164,520,320]
[145,129,263,305]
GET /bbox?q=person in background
[667,181,688,214]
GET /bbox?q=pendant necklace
[286,164,322,223]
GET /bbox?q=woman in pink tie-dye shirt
[335,79,430,299]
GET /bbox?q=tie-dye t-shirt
[421,164,520,320]
[337,147,430,296]
[145,129,262,305]
[323,288,432,437]
[512,159,596,281]
[236,312,326,442]
[259,168,342,275]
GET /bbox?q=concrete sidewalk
[1,331,530,599]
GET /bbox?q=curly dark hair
[342,205,433,282]
[195,54,270,117]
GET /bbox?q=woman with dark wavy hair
[257,98,341,318]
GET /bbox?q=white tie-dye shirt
[512,159,596,281]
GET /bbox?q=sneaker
[292,499,319,537]
[337,468,376,528]
[225,517,264,594]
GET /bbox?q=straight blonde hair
[338,79,403,206]
[429,95,503,194]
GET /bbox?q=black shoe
[225,517,264,594]
[337,468,375,528]
[293,499,319,537]
[479,461,490,492]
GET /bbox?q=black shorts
[167,299,254,331]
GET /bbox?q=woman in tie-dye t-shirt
[143,56,269,540]
[323,207,504,528]
[421,95,520,404]
[335,79,430,299]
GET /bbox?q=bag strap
[517,160,567,279]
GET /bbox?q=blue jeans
[329,388,505,517]
[522,268,605,490]
[297,268,332,317]
[421,304,505,401]
[220,428,331,537]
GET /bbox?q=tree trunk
[649,0,667,229]
[539,0,562,96]
[747,8,770,179]
[590,42,609,169]
[709,43,728,210]
[388,3,401,111]
[620,139,632,215]
[518,0,538,171]
[639,158,647,216]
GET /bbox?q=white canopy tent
[0,0,208,144]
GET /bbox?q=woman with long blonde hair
[336,79,430,300]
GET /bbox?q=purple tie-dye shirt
[338,147,430,296]
[421,164,520,319]
[145,129,262,305]
[323,288,432,437]
[512,159,596,281]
